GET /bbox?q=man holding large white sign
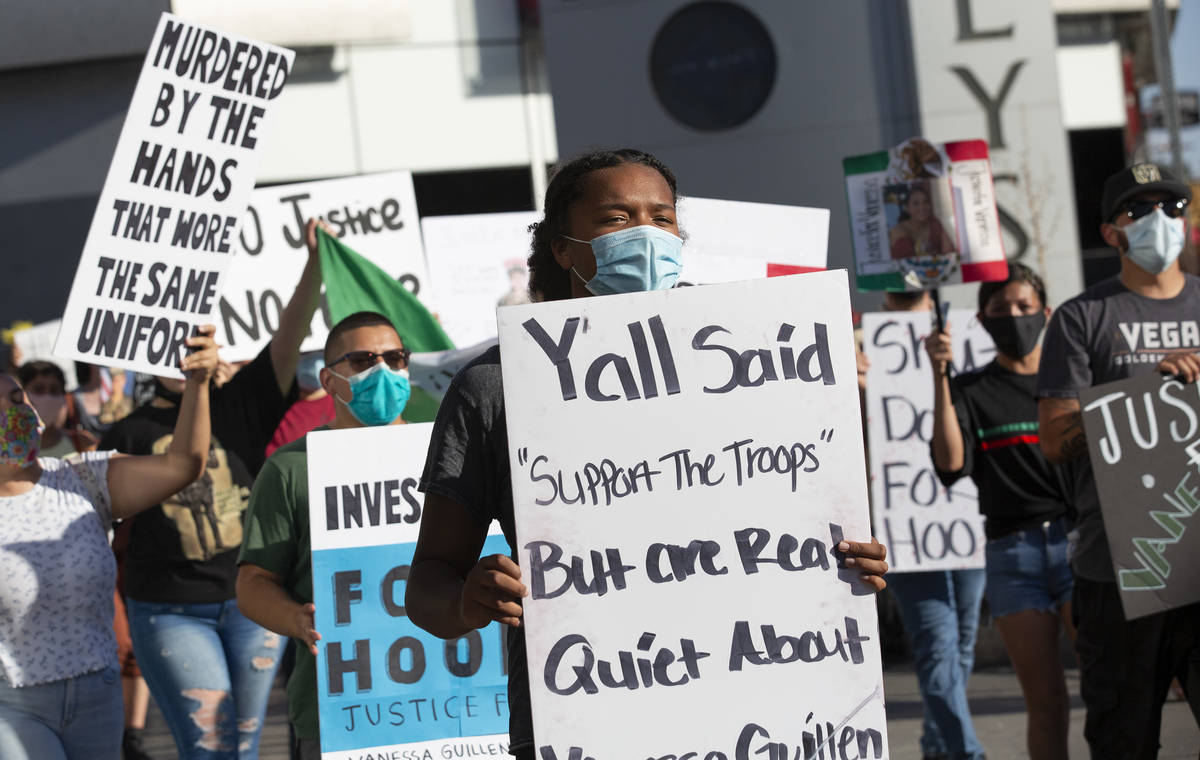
[408,150,889,760]
[54,13,295,376]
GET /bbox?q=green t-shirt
[238,431,318,739]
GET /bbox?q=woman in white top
[0,326,219,760]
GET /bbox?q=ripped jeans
[127,599,282,759]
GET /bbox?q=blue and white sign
[307,424,510,759]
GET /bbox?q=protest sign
[676,197,829,286]
[498,271,888,759]
[54,13,294,376]
[422,211,540,348]
[862,309,993,572]
[1080,373,1200,620]
[216,171,426,361]
[844,138,1007,292]
[307,424,510,759]
[13,321,78,391]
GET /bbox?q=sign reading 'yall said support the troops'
[54,13,295,376]
[498,271,889,759]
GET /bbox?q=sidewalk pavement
[138,664,1199,759]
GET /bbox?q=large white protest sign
[14,321,78,392]
[422,211,540,348]
[862,310,994,572]
[54,13,294,376]
[677,197,829,285]
[216,171,426,361]
[498,271,888,759]
[307,424,510,759]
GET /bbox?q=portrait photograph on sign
[844,137,1007,293]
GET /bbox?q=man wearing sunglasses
[1037,162,1200,758]
[236,311,411,760]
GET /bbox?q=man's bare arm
[1039,396,1087,464]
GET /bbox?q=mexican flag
[317,228,455,422]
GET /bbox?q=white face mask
[1123,208,1185,275]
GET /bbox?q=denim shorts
[984,517,1074,618]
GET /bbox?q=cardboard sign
[862,310,994,572]
[844,138,1007,292]
[14,320,78,392]
[422,211,540,348]
[1080,373,1200,620]
[307,424,510,759]
[676,197,829,285]
[498,272,888,759]
[215,171,426,361]
[54,13,295,376]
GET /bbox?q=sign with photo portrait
[844,138,1008,293]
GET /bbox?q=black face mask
[979,311,1046,359]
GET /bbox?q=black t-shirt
[100,346,294,603]
[1037,274,1200,581]
[418,345,533,755]
[933,361,1073,539]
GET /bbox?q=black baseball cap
[1101,162,1192,222]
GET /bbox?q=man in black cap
[1037,162,1200,757]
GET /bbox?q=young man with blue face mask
[1037,162,1200,758]
[236,311,410,759]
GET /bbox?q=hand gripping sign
[54,13,295,376]
[307,424,510,759]
[844,138,1008,293]
[498,271,889,759]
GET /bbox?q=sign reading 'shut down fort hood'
[862,310,995,572]
[1080,374,1200,620]
[498,272,889,760]
[54,13,295,376]
[216,171,427,362]
[307,424,510,759]
[844,138,1007,292]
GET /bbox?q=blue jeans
[0,667,122,760]
[985,518,1073,618]
[127,599,282,759]
[888,568,987,760]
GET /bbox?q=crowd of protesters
[0,149,1196,760]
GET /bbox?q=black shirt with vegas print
[1037,274,1200,582]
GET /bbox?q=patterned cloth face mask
[1,403,44,468]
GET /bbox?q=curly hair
[527,148,678,302]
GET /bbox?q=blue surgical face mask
[296,353,325,392]
[563,224,683,296]
[1123,208,1185,275]
[329,363,410,426]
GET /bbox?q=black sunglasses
[1118,197,1189,222]
[329,348,411,374]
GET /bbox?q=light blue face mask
[329,363,410,426]
[296,352,325,392]
[563,224,684,296]
[1123,208,1185,275]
